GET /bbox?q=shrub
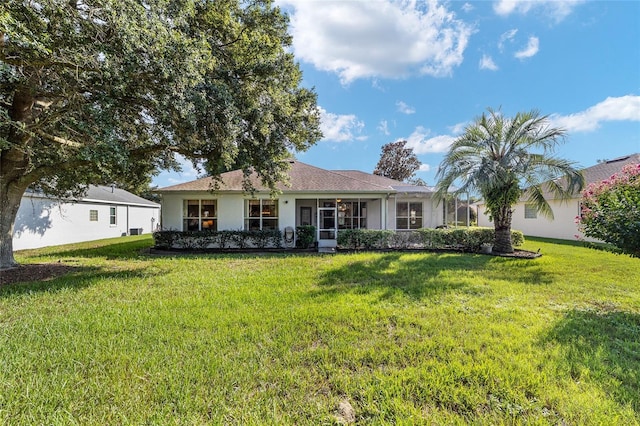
[336,227,523,251]
[152,229,282,250]
[578,163,640,257]
[295,226,316,249]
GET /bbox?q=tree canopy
[373,140,422,183]
[0,0,322,268]
[435,108,584,253]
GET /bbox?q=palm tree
[435,108,584,253]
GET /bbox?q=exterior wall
[160,191,442,234]
[477,198,595,241]
[13,195,160,250]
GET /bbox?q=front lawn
[1,235,638,424]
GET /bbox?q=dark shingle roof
[82,185,160,207]
[157,161,431,194]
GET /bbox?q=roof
[157,160,432,194]
[580,153,640,185]
[25,185,160,207]
[82,185,160,207]
[533,153,640,200]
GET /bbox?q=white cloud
[461,3,474,13]
[514,36,539,59]
[498,28,518,52]
[493,0,585,23]
[319,107,366,142]
[396,101,416,114]
[280,0,474,84]
[419,164,431,172]
[377,120,390,136]
[403,126,456,154]
[479,54,499,71]
[448,121,468,135]
[550,95,640,132]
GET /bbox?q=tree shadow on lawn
[312,252,554,302]
[545,309,640,414]
[19,238,153,262]
[0,266,162,298]
[312,252,493,302]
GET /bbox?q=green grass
[1,235,638,424]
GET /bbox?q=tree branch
[35,130,83,148]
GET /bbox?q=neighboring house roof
[580,153,640,186]
[157,160,432,194]
[25,185,160,208]
[540,153,640,200]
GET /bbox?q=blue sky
[153,0,640,188]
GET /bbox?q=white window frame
[183,199,218,231]
[245,199,279,231]
[396,201,423,230]
[524,203,537,219]
[89,209,98,222]
[109,206,117,226]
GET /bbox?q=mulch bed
[0,264,76,287]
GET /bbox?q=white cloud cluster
[403,126,456,154]
[479,54,498,71]
[396,101,416,114]
[280,0,473,84]
[514,36,539,59]
[493,0,585,23]
[377,120,391,136]
[550,95,640,132]
[318,107,366,142]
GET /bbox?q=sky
[153,0,640,188]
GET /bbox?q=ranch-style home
[14,185,161,250]
[477,153,640,241]
[156,160,446,250]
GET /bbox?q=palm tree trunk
[493,205,514,253]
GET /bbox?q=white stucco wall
[13,195,160,250]
[160,191,446,235]
[477,198,594,241]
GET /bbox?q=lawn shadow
[484,257,553,285]
[312,252,494,302]
[545,309,640,414]
[0,265,163,299]
[20,237,153,261]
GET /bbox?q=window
[337,201,367,229]
[245,199,278,230]
[396,201,423,230]
[109,206,117,225]
[524,203,537,219]
[183,199,217,231]
[89,210,98,221]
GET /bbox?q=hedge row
[153,229,283,250]
[337,227,524,251]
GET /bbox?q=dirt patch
[0,263,76,286]
[491,249,541,259]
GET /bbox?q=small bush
[295,226,316,249]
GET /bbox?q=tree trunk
[492,205,514,253]
[0,179,27,269]
[1,88,35,269]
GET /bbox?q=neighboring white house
[156,160,445,249]
[477,153,640,240]
[13,185,161,250]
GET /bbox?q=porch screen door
[318,207,337,240]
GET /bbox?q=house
[155,160,445,249]
[13,185,161,250]
[477,153,640,241]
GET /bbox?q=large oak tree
[0,0,321,268]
